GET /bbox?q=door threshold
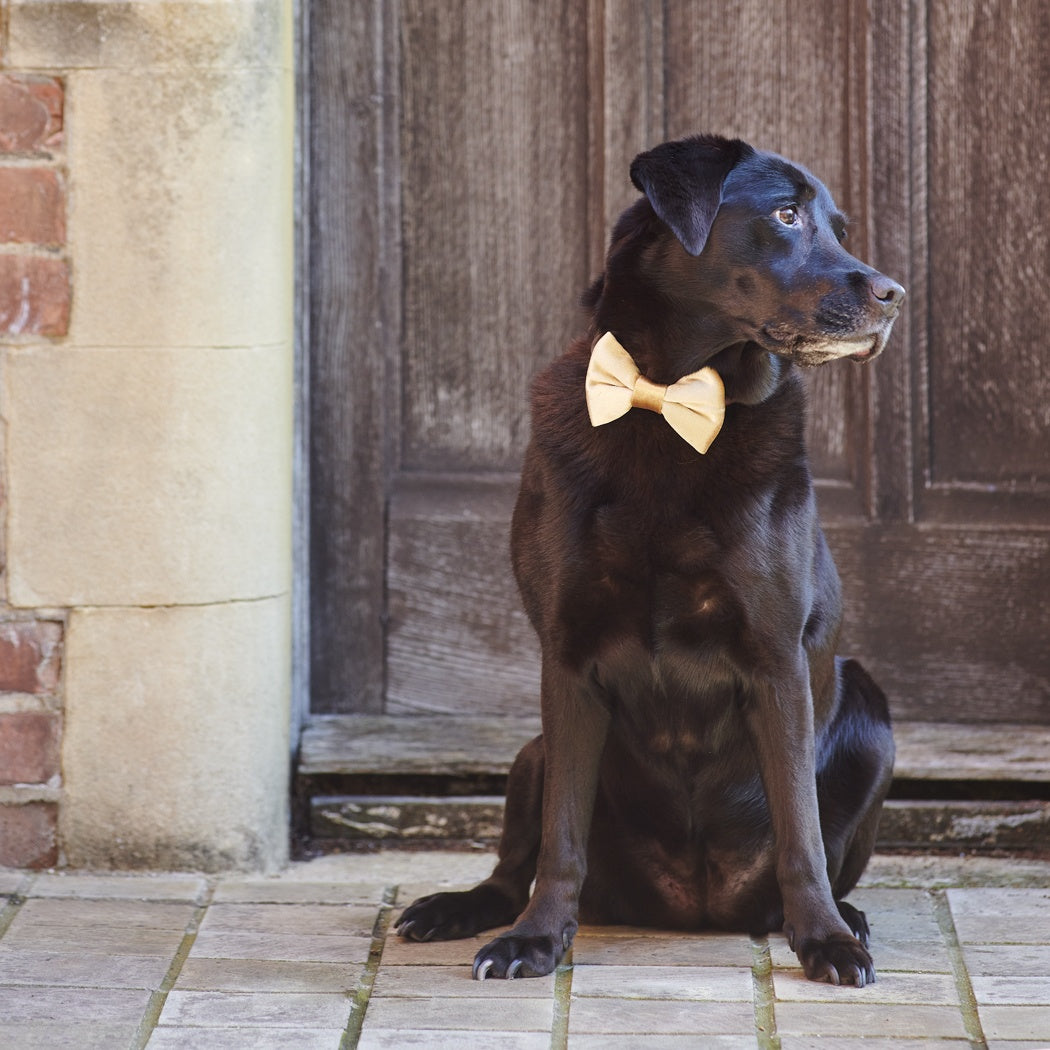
[295,717,1050,856]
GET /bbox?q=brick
[571,930,753,967]
[0,75,63,154]
[30,872,205,900]
[372,964,553,999]
[566,998,755,1035]
[0,167,65,245]
[0,711,60,784]
[158,991,353,1029]
[0,620,62,693]
[175,958,355,995]
[198,903,381,938]
[358,1034,550,1050]
[979,1004,1050,1041]
[772,969,958,1005]
[0,986,149,1023]
[0,949,171,989]
[149,1031,346,1050]
[363,997,554,1033]
[2,923,184,958]
[0,1025,139,1050]
[774,1001,968,1039]
[0,801,58,868]
[568,1039,752,1050]
[571,964,753,1001]
[0,255,70,336]
[190,930,373,964]
[213,880,387,905]
[16,897,194,930]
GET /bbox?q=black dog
[397,135,902,987]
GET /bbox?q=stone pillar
[0,0,295,869]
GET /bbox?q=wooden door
[306,0,1049,734]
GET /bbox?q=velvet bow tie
[584,331,726,454]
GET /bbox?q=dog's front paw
[836,900,871,947]
[472,925,573,980]
[797,930,875,987]
[395,885,518,943]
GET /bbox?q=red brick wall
[0,73,69,867]
[0,73,70,337]
[0,621,64,867]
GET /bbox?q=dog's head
[629,135,905,366]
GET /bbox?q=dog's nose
[871,274,906,316]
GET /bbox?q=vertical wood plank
[867,0,920,523]
[308,0,400,712]
[595,0,666,266]
[399,0,591,471]
[661,0,867,498]
[926,0,1050,488]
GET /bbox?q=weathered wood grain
[399,0,591,472]
[299,713,540,777]
[878,800,1050,854]
[378,477,1050,721]
[307,0,400,712]
[309,794,1050,852]
[926,2,1050,489]
[305,2,1050,747]
[661,0,866,490]
[301,719,1050,850]
[312,796,506,842]
[300,717,1050,783]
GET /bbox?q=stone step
[297,717,1050,852]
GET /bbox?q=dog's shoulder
[526,336,595,464]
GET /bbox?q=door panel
[308,0,1050,727]
[927,2,1050,490]
[400,0,591,471]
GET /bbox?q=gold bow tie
[584,331,726,454]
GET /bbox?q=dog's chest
[585,503,748,645]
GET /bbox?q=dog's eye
[775,206,799,227]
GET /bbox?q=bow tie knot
[584,331,726,454]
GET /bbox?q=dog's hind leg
[817,658,895,911]
[395,735,544,942]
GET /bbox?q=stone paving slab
[773,1001,971,1039]
[357,1032,550,1050]
[0,871,28,895]
[0,948,172,988]
[174,957,363,994]
[568,1038,756,1049]
[190,928,373,963]
[1,921,187,957]
[0,852,1047,1048]
[779,1040,969,1049]
[572,928,755,967]
[157,989,354,1028]
[27,873,206,901]
[373,963,555,997]
[0,985,153,1022]
[363,994,555,1031]
[147,1027,347,1049]
[570,963,753,1001]
[566,997,757,1035]
[16,897,195,929]
[0,1022,142,1049]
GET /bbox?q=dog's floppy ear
[630,135,753,256]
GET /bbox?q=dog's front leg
[747,658,875,986]
[473,659,610,979]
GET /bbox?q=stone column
[1,0,295,869]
